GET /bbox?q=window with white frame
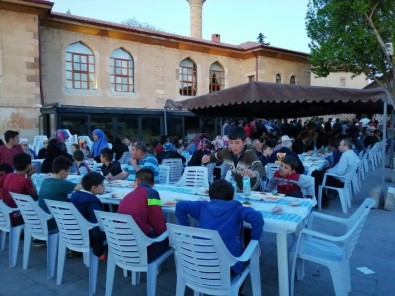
[65,42,95,89]
[179,58,197,96]
[209,62,224,93]
[109,48,134,92]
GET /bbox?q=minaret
[187,0,205,39]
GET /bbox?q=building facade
[0,0,311,144]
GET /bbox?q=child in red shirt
[3,153,38,225]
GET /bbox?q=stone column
[187,0,206,39]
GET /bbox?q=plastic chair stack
[167,223,261,296]
[11,192,58,279]
[95,211,173,296]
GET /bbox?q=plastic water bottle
[313,145,318,157]
[35,173,44,189]
[243,176,251,197]
[230,176,237,194]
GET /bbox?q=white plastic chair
[0,200,24,268]
[158,164,170,185]
[176,166,209,188]
[266,163,280,181]
[167,223,261,296]
[45,200,99,296]
[119,151,131,164]
[290,198,375,296]
[65,134,78,154]
[94,210,173,296]
[205,162,216,183]
[161,158,183,184]
[317,163,359,214]
[33,135,48,155]
[11,192,59,279]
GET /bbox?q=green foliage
[257,33,270,45]
[306,0,395,92]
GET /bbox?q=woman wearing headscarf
[91,129,108,162]
[41,129,72,173]
[187,138,212,166]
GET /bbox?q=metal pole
[164,107,168,135]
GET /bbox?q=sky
[51,0,311,53]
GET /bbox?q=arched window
[179,58,197,96]
[275,73,281,84]
[290,75,296,84]
[109,48,134,92]
[65,42,95,89]
[209,62,224,93]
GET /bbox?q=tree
[122,18,163,31]
[257,33,270,45]
[306,0,395,94]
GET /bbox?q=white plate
[162,201,177,207]
[260,192,285,201]
[192,187,209,195]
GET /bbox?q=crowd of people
[0,115,384,288]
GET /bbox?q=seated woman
[90,129,108,162]
[156,143,186,164]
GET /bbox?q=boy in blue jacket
[70,172,106,257]
[175,179,264,274]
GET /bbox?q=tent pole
[390,112,395,168]
[380,101,388,207]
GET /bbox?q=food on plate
[271,206,283,214]
[242,201,251,206]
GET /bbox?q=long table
[95,181,315,296]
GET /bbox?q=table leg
[277,233,290,296]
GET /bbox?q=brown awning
[165,81,393,118]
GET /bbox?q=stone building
[0,0,311,143]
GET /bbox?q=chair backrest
[161,158,183,184]
[65,134,78,154]
[167,223,237,294]
[11,192,52,239]
[44,199,94,251]
[158,164,170,185]
[205,163,216,183]
[299,175,316,201]
[0,200,12,231]
[33,135,48,155]
[177,166,209,188]
[266,163,280,180]
[119,151,131,164]
[342,198,375,260]
[95,211,153,268]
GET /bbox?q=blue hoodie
[175,199,264,273]
[70,190,102,223]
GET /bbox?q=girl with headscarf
[91,129,108,162]
[156,142,186,164]
[187,138,212,166]
[41,129,72,173]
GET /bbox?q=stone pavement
[1,162,394,296]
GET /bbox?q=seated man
[175,179,264,274]
[70,172,106,258]
[119,141,159,183]
[312,138,360,206]
[117,168,168,261]
[99,148,123,181]
[3,153,37,226]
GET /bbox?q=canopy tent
[165,81,394,207]
[164,81,393,118]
